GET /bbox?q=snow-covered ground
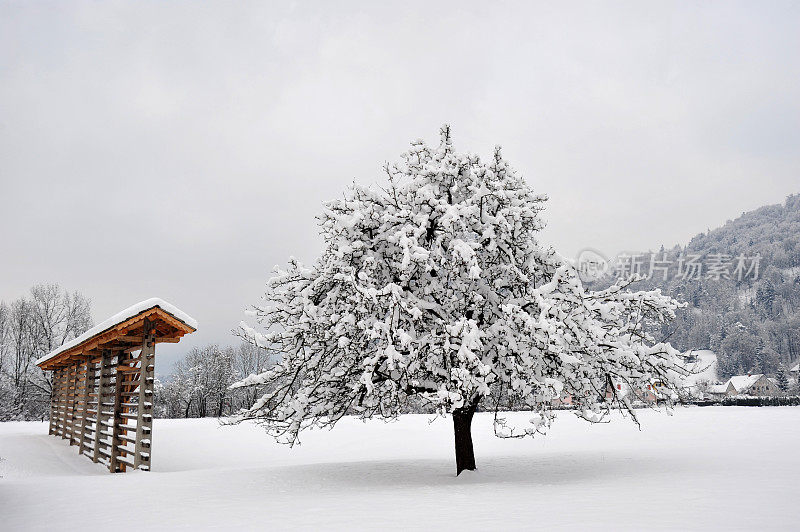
[2,407,799,531]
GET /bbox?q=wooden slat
[109,353,125,473]
[93,349,111,464]
[42,303,193,474]
[134,324,156,470]
[78,357,94,455]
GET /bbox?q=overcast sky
[1,1,799,371]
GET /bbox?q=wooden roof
[37,300,196,370]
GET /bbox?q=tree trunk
[452,400,478,475]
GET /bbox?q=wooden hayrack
[36,299,196,473]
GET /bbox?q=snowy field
[1,407,799,531]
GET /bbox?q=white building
[727,374,781,396]
[706,381,737,398]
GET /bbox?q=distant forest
[592,194,800,379]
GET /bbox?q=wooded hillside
[603,194,800,378]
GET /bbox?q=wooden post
[56,367,66,437]
[78,356,94,456]
[72,361,81,447]
[36,302,195,474]
[71,361,83,446]
[109,352,125,473]
[65,364,76,443]
[93,349,111,464]
[53,367,63,435]
[62,366,70,438]
[48,368,60,435]
[134,321,156,470]
[60,366,67,441]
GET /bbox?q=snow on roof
[728,374,763,392]
[791,364,799,372]
[35,298,197,366]
[707,383,730,394]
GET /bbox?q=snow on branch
[228,127,686,445]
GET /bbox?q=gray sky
[2,1,799,372]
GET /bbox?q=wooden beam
[152,307,196,334]
[122,337,180,354]
[41,302,195,474]
[38,304,195,371]
[99,335,141,345]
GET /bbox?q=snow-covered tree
[775,366,789,393]
[168,345,237,418]
[232,127,686,474]
[231,341,274,412]
[0,284,92,420]
[155,342,273,419]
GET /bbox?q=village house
[551,391,573,408]
[705,381,737,398]
[726,374,781,396]
[552,379,662,408]
[605,380,660,404]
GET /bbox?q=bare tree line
[0,283,274,421]
[154,342,274,419]
[0,284,93,421]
